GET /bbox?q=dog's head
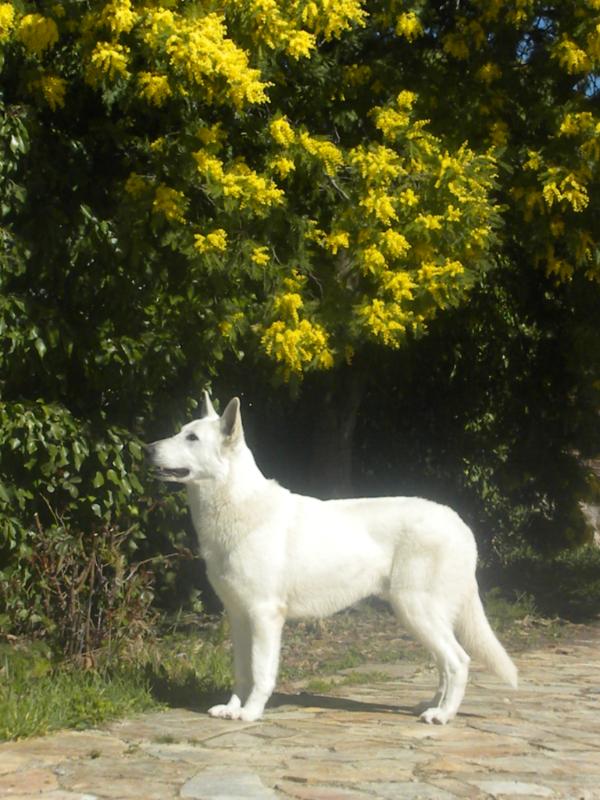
[146,392,244,483]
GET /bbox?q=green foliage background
[1,0,599,639]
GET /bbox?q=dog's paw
[238,707,263,722]
[208,704,241,720]
[412,698,441,715]
[419,706,450,725]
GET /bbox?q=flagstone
[1,625,599,799]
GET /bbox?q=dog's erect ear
[220,397,242,441]
[199,390,217,419]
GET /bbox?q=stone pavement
[1,626,599,800]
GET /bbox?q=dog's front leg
[237,603,285,722]
[208,609,252,719]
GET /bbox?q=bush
[481,545,600,621]
[0,512,167,657]
[0,401,146,539]
[0,400,197,636]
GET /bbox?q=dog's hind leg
[412,656,447,715]
[391,592,470,725]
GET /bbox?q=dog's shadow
[144,661,476,720]
[147,670,482,720]
[269,691,415,717]
[157,684,417,718]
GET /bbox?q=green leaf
[0,481,11,503]
[34,339,47,359]
[106,469,120,486]
[128,441,143,459]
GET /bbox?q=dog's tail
[455,588,518,689]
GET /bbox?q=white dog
[147,393,517,724]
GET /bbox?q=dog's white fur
[148,393,517,724]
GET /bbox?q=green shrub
[0,400,196,642]
[0,401,145,538]
[482,545,600,621]
[0,515,161,656]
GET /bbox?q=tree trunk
[308,369,365,499]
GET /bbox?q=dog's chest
[202,541,267,609]
[187,483,290,605]
[203,548,237,599]
[197,533,236,579]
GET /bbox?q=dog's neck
[185,442,276,549]
[186,441,267,507]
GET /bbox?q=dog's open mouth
[152,467,191,480]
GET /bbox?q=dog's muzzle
[144,442,191,481]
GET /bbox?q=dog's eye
[186,433,198,442]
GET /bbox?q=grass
[0,644,156,741]
[0,625,233,742]
[484,587,538,630]
[483,587,566,650]
[0,589,573,741]
[305,670,393,695]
